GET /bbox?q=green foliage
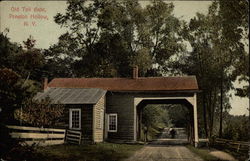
[0,30,23,69]
[0,32,45,125]
[169,1,248,138]
[218,0,249,97]
[165,104,189,128]
[0,68,32,123]
[141,105,171,140]
[223,115,249,141]
[142,105,171,128]
[15,98,65,127]
[23,35,36,50]
[48,0,184,77]
[0,32,45,81]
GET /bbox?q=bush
[223,115,248,141]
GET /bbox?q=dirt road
[124,142,203,161]
[125,128,203,161]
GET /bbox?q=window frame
[108,113,117,132]
[69,108,81,130]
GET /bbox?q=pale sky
[0,1,248,115]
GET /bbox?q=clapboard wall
[58,104,94,143]
[93,95,105,142]
[106,92,135,141]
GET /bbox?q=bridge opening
[136,98,197,145]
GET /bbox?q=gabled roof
[34,88,106,104]
[47,76,199,91]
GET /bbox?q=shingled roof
[47,76,199,91]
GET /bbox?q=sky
[0,1,249,115]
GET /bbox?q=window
[108,114,117,132]
[69,109,81,130]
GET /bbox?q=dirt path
[125,128,203,161]
[124,143,203,161]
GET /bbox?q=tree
[218,0,249,98]
[223,114,248,141]
[0,31,45,82]
[47,0,184,78]
[15,98,65,127]
[0,32,45,125]
[216,0,248,137]
[0,68,32,124]
[142,105,171,140]
[164,104,190,128]
[15,36,45,82]
[169,1,247,138]
[0,30,23,69]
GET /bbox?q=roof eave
[108,89,201,93]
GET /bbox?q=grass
[36,142,143,161]
[186,145,221,161]
[212,144,249,161]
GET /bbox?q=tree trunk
[219,68,223,138]
[202,92,208,138]
[210,88,217,137]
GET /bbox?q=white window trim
[108,113,117,132]
[69,108,81,130]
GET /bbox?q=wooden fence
[65,130,82,145]
[7,125,66,146]
[213,138,249,152]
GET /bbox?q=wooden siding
[106,92,135,141]
[105,92,195,142]
[81,105,93,143]
[93,95,105,143]
[57,104,94,143]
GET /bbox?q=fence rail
[214,138,249,152]
[65,130,82,145]
[7,125,66,146]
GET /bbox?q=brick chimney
[133,66,138,79]
[43,78,48,91]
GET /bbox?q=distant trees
[142,105,171,129]
[223,114,248,141]
[165,104,190,128]
[142,105,171,140]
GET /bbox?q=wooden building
[34,67,200,147]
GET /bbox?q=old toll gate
[34,67,200,147]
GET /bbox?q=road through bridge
[125,128,203,161]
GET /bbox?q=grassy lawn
[186,145,221,161]
[36,142,143,161]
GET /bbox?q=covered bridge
[34,67,200,147]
